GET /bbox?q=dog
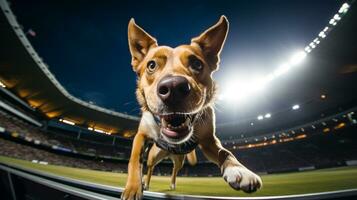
[121,16,262,200]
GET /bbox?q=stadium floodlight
[252,76,268,91]
[309,42,316,49]
[329,19,335,25]
[289,51,307,66]
[265,113,271,118]
[220,1,350,105]
[221,80,251,102]
[265,73,276,82]
[273,63,291,77]
[220,75,268,102]
[257,115,264,120]
[319,31,326,38]
[333,14,341,21]
[292,104,300,110]
[313,38,320,44]
[339,3,350,13]
[305,46,311,53]
[329,18,337,26]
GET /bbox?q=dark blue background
[11,0,340,121]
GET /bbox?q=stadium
[0,0,357,199]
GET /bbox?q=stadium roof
[0,1,139,135]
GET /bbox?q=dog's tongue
[161,127,190,139]
[162,128,180,138]
[160,114,191,139]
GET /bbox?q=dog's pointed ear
[191,16,229,65]
[128,18,158,71]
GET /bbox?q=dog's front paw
[121,183,143,200]
[170,183,176,190]
[223,166,262,193]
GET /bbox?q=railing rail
[1,161,357,200]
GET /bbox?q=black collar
[155,133,198,154]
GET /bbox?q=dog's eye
[189,57,203,72]
[147,60,157,73]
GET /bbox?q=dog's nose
[157,75,191,104]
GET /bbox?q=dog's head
[128,16,228,144]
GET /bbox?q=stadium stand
[1,102,356,176]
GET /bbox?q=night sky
[11,0,341,122]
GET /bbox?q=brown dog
[122,16,262,200]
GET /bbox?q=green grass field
[1,156,357,197]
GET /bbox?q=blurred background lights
[290,51,307,66]
[273,63,291,77]
[0,81,6,88]
[292,104,300,110]
[220,76,267,103]
[265,113,272,118]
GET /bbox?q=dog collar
[155,134,198,154]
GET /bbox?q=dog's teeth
[162,119,168,127]
[185,117,190,125]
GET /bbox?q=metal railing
[1,161,357,200]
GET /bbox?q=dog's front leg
[200,136,262,193]
[121,132,146,200]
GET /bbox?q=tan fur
[186,149,197,166]
[121,16,262,200]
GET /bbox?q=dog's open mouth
[158,113,196,142]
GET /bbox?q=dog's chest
[140,111,160,140]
